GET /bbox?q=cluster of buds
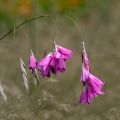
[20,41,72,92]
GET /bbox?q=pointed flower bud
[28,50,37,71]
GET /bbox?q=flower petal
[50,52,66,75]
[37,53,52,77]
[29,55,37,71]
[79,87,95,105]
[81,51,90,71]
[57,45,72,60]
[81,65,89,83]
[88,74,104,96]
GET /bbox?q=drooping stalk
[0,15,48,41]
[28,0,37,53]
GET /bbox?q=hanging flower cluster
[79,42,104,105]
[28,41,72,78]
[37,42,72,77]
[0,14,105,105]
[19,41,104,105]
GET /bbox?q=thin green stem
[0,15,48,41]
[64,15,83,42]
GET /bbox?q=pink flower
[50,51,66,75]
[80,73,104,104]
[37,53,52,77]
[28,50,37,71]
[79,42,104,105]
[56,45,72,60]
[37,42,72,77]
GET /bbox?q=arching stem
[0,15,48,41]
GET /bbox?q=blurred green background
[0,0,120,120]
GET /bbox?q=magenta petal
[81,51,90,70]
[80,73,104,105]
[29,55,37,71]
[57,45,72,60]
[49,56,57,74]
[50,53,66,75]
[37,54,52,77]
[81,66,89,83]
[88,74,104,96]
[79,89,88,104]
[79,87,95,105]
[57,58,66,72]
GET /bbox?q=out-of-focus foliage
[0,0,13,29]
[13,0,32,17]
[0,0,112,29]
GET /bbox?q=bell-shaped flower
[79,42,104,105]
[50,51,66,75]
[81,66,89,83]
[28,50,39,85]
[37,42,72,77]
[79,73,104,104]
[37,53,53,77]
[81,45,90,71]
[55,44,72,60]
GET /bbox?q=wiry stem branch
[0,14,83,43]
[64,15,83,41]
[0,15,48,41]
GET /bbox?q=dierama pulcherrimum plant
[37,41,72,77]
[79,42,104,105]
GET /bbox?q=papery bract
[20,58,29,92]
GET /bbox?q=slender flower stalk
[0,15,48,41]
[0,82,7,104]
[79,42,104,105]
[20,58,29,93]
